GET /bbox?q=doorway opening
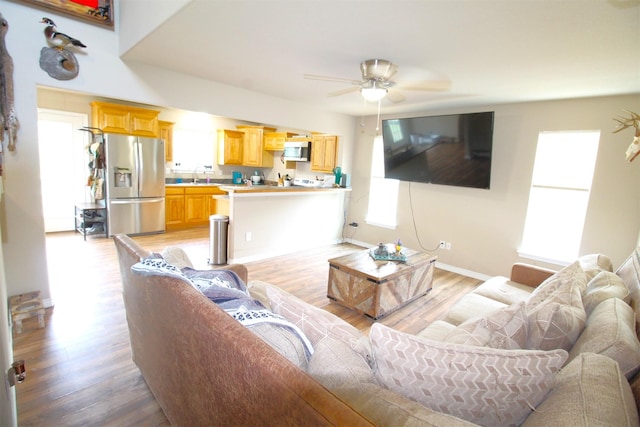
[37,109,90,232]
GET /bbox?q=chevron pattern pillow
[370,323,567,427]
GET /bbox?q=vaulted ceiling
[121,0,640,116]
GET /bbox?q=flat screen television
[381,111,494,189]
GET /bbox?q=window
[172,127,215,170]
[519,130,600,264]
[366,136,399,228]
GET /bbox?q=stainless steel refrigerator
[104,134,165,236]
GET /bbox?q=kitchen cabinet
[165,187,186,228]
[166,186,227,230]
[311,135,338,172]
[264,131,297,151]
[159,121,174,163]
[217,129,244,165]
[90,101,160,137]
[237,125,276,167]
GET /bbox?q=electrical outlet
[439,240,446,249]
[245,232,252,241]
[446,242,452,250]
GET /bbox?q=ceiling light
[361,82,387,102]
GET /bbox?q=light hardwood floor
[12,228,481,426]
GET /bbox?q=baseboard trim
[343,238,491,282]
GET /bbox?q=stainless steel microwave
[283,141,310,162]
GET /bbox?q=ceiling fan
[304,59,451,103]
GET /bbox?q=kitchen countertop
[166,181,350,194]
[218,184,350,195]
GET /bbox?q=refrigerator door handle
[110,198,165,204]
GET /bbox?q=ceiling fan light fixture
[361,83,387,102]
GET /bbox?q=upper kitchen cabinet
[159,121,174,163]
[91,101,160,137]
[217,129,244,165]
[264,131,298,151]
[311,135,338,172]
[237,125,276,167]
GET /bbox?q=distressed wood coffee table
[327,247,437,319]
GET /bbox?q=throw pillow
[444,301,528,349]
[583,271,630,316]
[526,283,586,351]
[161,246,195,269]
[568,298,640,379]
[266,284,372,364]
[370,323,567,427]
[528,261,588,304]
[526,261,587,351]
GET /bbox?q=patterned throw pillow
[528,261,588,304]
[370,323,567,427]
[444,301,528,349]
[526,261,587,351]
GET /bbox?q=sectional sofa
[114,234,640,426]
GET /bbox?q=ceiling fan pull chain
[376,98,381,132]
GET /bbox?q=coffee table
[327,246,437,319]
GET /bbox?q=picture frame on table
[14,0,113,28]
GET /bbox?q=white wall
[348,95,640,277]
[0,3,356,303]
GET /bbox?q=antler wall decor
[613,110,640,163]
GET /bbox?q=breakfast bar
[215,185,351,263]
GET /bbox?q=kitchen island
[214,185,351,263]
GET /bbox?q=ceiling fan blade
[304,74,362,85]
[397,79,452,92]
[386,91,406,103]
[327,86,360,97]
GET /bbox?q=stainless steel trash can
[209,215,229,265]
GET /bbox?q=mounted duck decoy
[40,18,87,50]
[39,17,86,81]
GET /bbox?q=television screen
[381,112,494,189]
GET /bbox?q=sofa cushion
[583,271,630,316]
[337,383,478,427]
[473,276,534,305]
[445,293,507,325]
[578,253,614,281]
[370,323,567,427]
[416,320,458,341]
[249,323,310,369]
[525,261,587,351]
[443,301,528,349]
[615,245,640,335]
[261,282,372,363]
[308,336,377,389]
[568,298,640,379]
[521,353,639,427]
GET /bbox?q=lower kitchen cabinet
[166,186,226,230]
[165,187,186,228]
